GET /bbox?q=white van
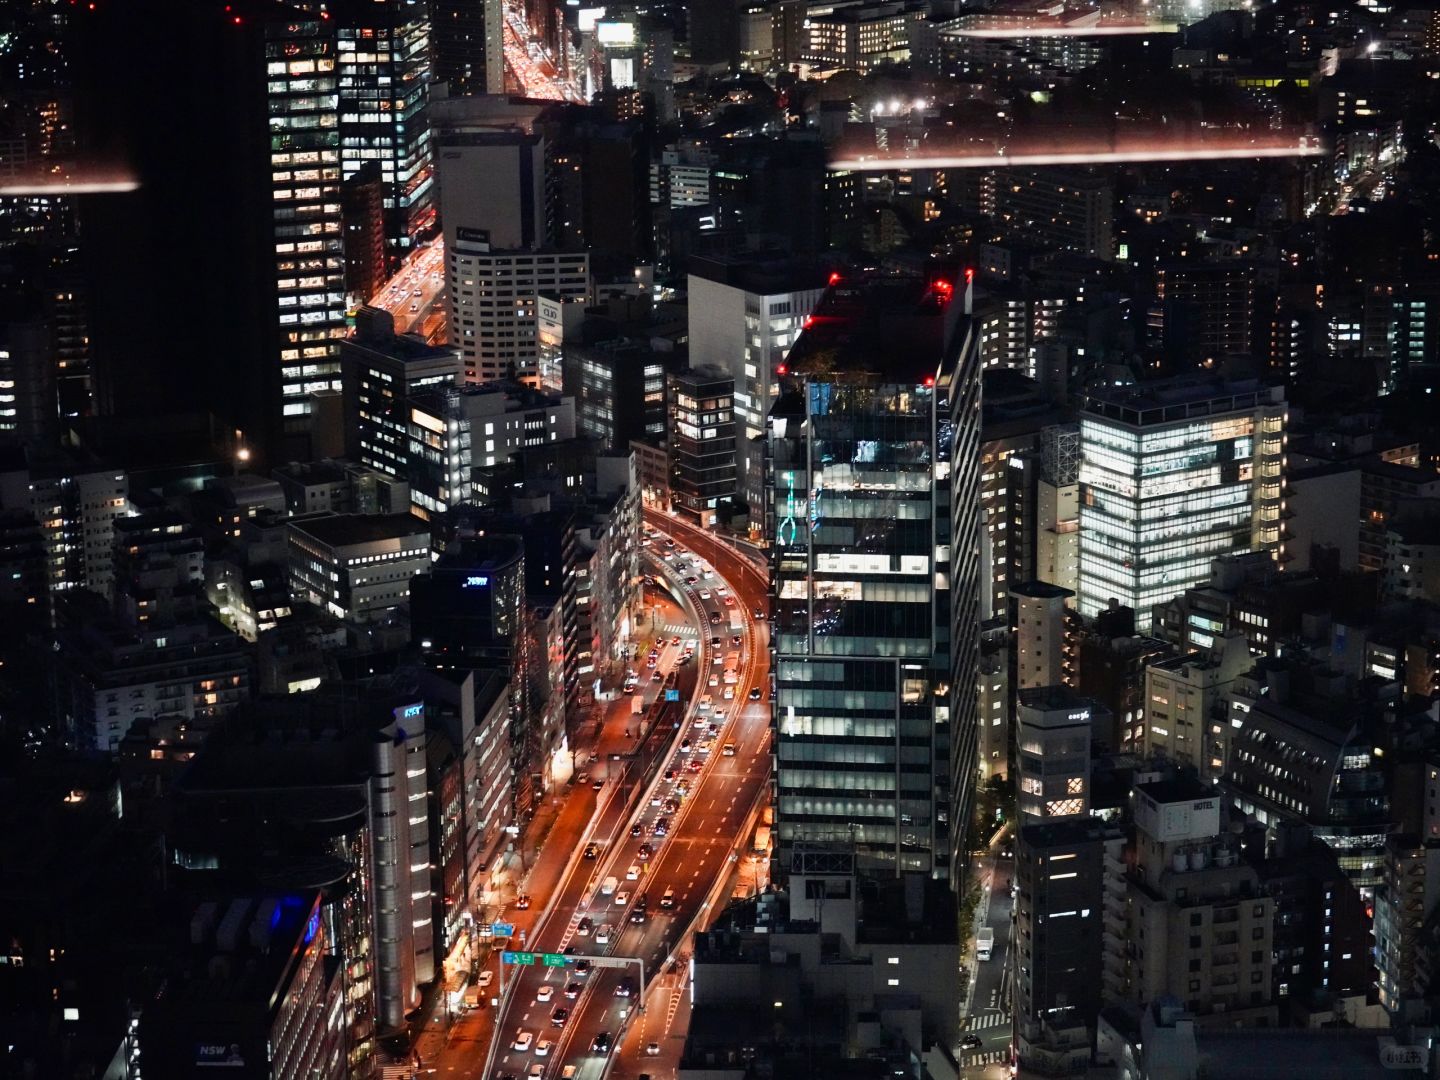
[660,887,675,909]
[698,695,712,713]
[601,876,618,896]
[626,863,640,881]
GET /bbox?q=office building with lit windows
[767,270,981,880]
[688,254,829,519]
[267,15,350,437]
[667,365,737,527]
[334,0,435,261]
[1077,377,1287,619]
[446,228,590,385]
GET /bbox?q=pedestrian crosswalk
[962,1050,1007,1066]
[964,1012,1009,1032]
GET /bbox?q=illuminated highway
[367,239,445,339]
[503,1,585,103]
[483,513,772,1080]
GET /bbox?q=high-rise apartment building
[1077,377,1287,619]
[688,254,828,520]
[768,270,980,880]
[334,0,435,262]
[1012,581,1076,690]
[993,169,1113,260]
[447,229,590,384]
[436,129,548,251]
[1152,261,1256,365]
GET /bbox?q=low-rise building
[287,513,431,624]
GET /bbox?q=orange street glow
[0,168,139,195]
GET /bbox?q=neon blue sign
[464,576,489,588]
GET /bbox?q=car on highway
[646,1042,661,1056]
[576,917,593,936]
[711,636,721,646]
[699,590,710,600]
[731,635,742,646]
[535,1040,552,1058]
[663,797,679,812]
[593,778,604,790]
[615,977,635,997]
[724,595,736,606]
[537,985,554,1002]
[630,822,644,837]
[638,842,655,859]
[723,743,736,756]
[697,740,713,754]
[686,576,699,585]
[513,1030,534,1052]
[565,981,582,999]
[680,739,691,753]
[551,1007,570,1027]
[664,769,676,781]
[595,923,611,944]
[961,1034,983,1050]
[709,611,721,623]
[663,538,675,547]
[754,607,765,619]
[477,969,494,988]
[687,759,703,773]
[515,894,531,910]
[651,670,663,682]
[723,688,735,701]
[615,889,630,906]
[749,687,762,700]
[592,1032,613,1053]
[574,959,591,976]
[654,817,670,837]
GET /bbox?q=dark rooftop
[782,270,957,385]
[288,512,429,548]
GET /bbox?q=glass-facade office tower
[267,17,349,433]
[1077,377,1286,619]
[335,0,435,264]
[767,272,981,880]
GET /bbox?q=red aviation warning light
[828,271,842,286]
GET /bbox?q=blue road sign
[665,689,680,702]
[491,922,515,938]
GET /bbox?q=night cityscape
[2,0,1440,1077]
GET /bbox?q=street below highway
[369,240,445,339]
[962,844,1016,1077]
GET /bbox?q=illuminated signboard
[463,576,489,588]
[596,20,635,45]
[196,1044,246,1068]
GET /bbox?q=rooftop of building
[287,512,429,549]
[165,892,325,1008]
[348,305,458,363]
[433,533,525,574]
[1017,684,1090,712]
[410,378,567,415]
[1081,374,1283,426]
[1010,579,1075,600]
[1134,774,1213,806]
[779,270,958,387]
[687,250,834,295]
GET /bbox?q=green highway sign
[542,953,568,967]
[502,951,536,965]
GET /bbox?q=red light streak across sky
[946,21,1178,37]
[831,136,1325,172]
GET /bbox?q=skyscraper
[430,0,505,96]
[1077,377,1287,619]
[334,0,436,262]
[267,13,350,439]
[76,1,349,460]
[767,269,980,880]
